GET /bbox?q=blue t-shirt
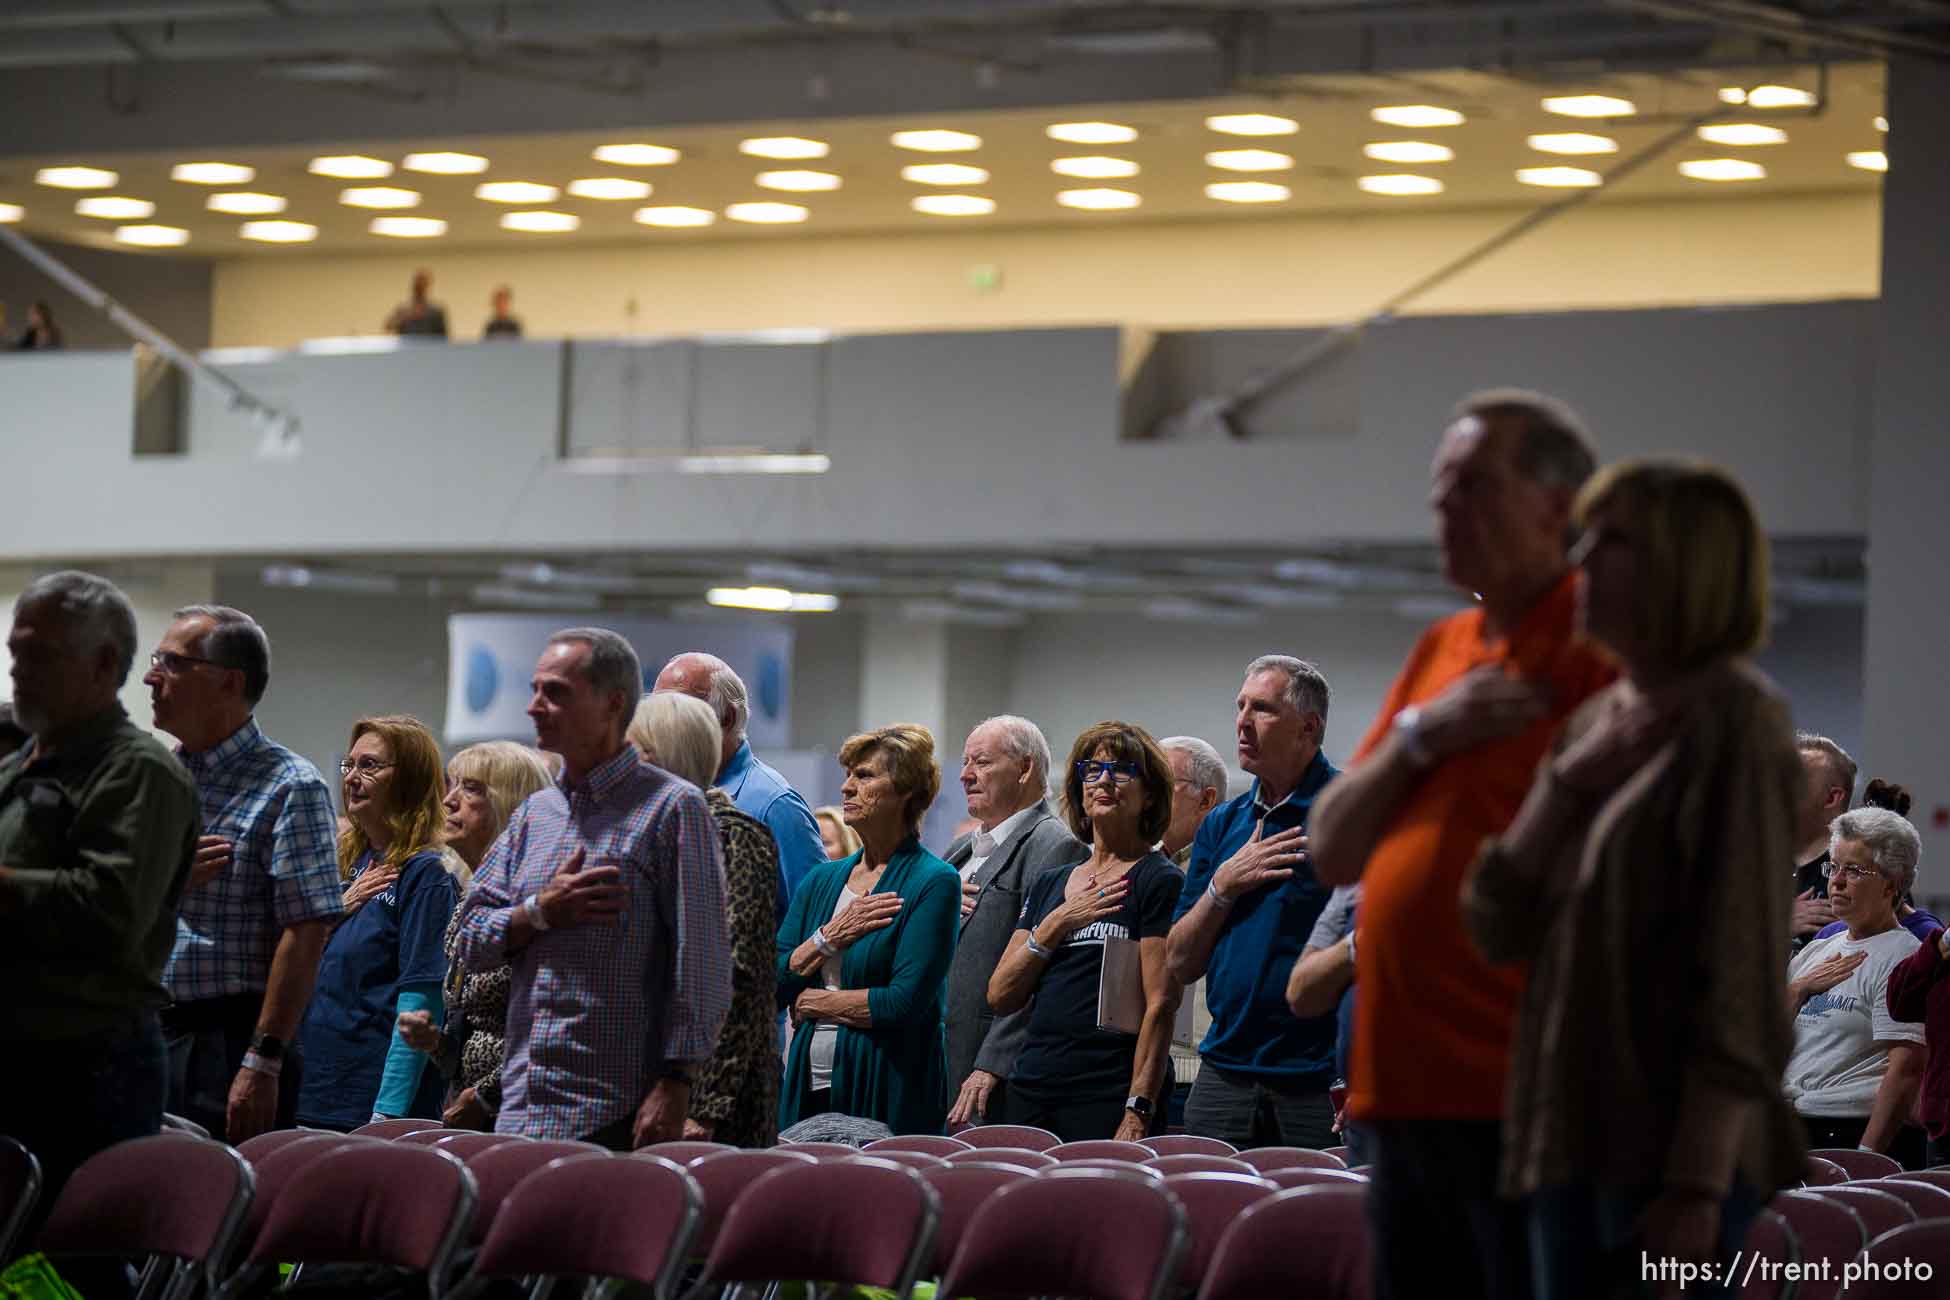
[1814,909,1943,946]
[1172,750,1340,1083]
[296,849,457,1130]
[1009,853,1183,1099]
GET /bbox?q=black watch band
[1124,1094,1154,1119]
[660,1065,693,1085]
[249,1033,286,1060]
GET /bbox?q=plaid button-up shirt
[456,744,732,1141]
[163,719,344,1003]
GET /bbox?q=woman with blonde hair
[1462,459,1806,1298]
[631,692,782,1147]
[777,724,959,1134]
[396,740,553,1129]
[815,805,861,862]
[298,715,458,1130]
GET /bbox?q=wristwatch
[249,1033,286,1060]
[1125,1095,1154,1119]
[660,1065,694,1086]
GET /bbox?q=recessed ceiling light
[912,194,996,216]
[1678,158,1766,182]
[340,186,421,209]
[1051,156,1140,179]
[1363,141,1454,164]
[1204,149,1293,172]
[1698,123,1789,146]
[1204,113,1298,136]
[36,166,118,189]
[368,216,447,238]
[725,201,810,223]
[1357,174,1444,196]
[1847,150,1888,173]
[1205,181,1291,203]
[1046,121,1137,144]
[499,210,579,233]
[634,205,716,227]
[1516,166,1602,188]
[75,196,155,219]
[308,155,393,179]
[0,204,22,222]
[1718,87,1748,104]
[1370,105,1465,128]
[170,162,255,185]
[1875,115,1888,132]
[206,192,287,214]
[1527,132,1618,155]
[756,170,842,192]
[475,181,559,203]
[593,143,681,166]
[1541,94,1637,118]
[1056,187,1141,210]
[738,137,828,160]
[401,152,489,175]
[890,129,982,152]
[1745,84,1816,109]
[240,220,319,243]
[902,163,990,185]
[566,177,653,200]
[113,224,190,247]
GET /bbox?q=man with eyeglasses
[144,605,343,1141]
[1164,656,1341,1149]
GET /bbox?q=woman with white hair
[1783,803,1928,1167]
[631,691,781,1147]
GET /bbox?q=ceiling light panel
[75,196,155,219]
[1847,150,1888,173]
[475,181,559,203]
[635,205,716,227]
[1046,121,1137,144]
[593,143,681,165]
[1050,156,1140,179]
[206,192,287,214]
[1678,158,1767,181]
[902,163,989,185]
[368,216,447,237]
[1056,188,1141,210]
[114,224,190,246]
[912,194,995,216]
[1541,94,1637,118]
[36,166,117,189]
[1746,85,1817,108]
[756,170,842,192]
[725,201,810,223]
[1357,174,1444,195]
[499,210,579,232]
[171,162,254,184]
[1875,116,1889,132]
[738,137,828,159]
[1371,105,1465,128]
[1205,181,1290,203]
[308,155,392,179]
[1204,113,1298,136]
[890,129,982,152]
[1363,141,1454,164]
[340,186,421,208]
[0,204,21,222]
[240,220,318,243]
[1528,132,1618,155]
[1516,166,1602,188]
[566,177,653,200]
[1204,149,1293,172]
[1697,123,1788,146]
[402,151,489,174]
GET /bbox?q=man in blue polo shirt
[1166,654,1338,1148]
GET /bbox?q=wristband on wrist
[523,893,550,932]
[1392,706,1436,771]
[1025,935,1055,960]
[811,928,841,958]
[1207,879,1235,911]
[241,1050,282,1078]
[1346,928,1358,963]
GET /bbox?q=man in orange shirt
[1311,389,1615,1300]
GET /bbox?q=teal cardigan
[776,838,960,1135]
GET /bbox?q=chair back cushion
[940,1167,1186,1300]
[703,1158,939,1292]
[473,1153,700,1291]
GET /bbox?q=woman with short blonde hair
[815,805,861,862]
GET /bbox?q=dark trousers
[162,992,302,1140]
[581,1112,639,1152]
[1802,1115,1928,1171]
[1004,1083,1147,1144]
[0,1014,166,1261]
[1366,1119,1532,1300]
[1525,1181,1761,1300]
[1181,1062,1336,1149]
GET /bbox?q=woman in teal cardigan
[777,724,960,1135]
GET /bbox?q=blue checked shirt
[164,719,345,1002]
[456,744,733,1142]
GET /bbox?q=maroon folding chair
[1,1136,43,1262]
[1264,1167,1368,1190]
[459,1139,607,1246]
[695,1157,940,1298]
[688,1148,819,1255]
[238,1133,370,1241]
[861,1150,950,1171]
[1237,1146,1346,1174]
[917,1162,1033,1276]
[1161,1171,1279,1290]
[463,1152,700,1300]
[866,1134,974,1157]
[1852,1177,1950,1218]
[955,1124,1062,1152]
[233,1129,318,1165]
[396,1128,473,1148]
[1803,1155,1849,1186]
[938,1165,1185,1300]
[352,1117,447,1140]
[1769,1190,1871,1300]
[945,1146,1057,1171]
[1197,1184,1368,1300]
[776,1141,862,1158]
[1845,1220,1950,1297]
[1806,1185,1915,1242]
[1888,1169,1950,1192]
[639,1140,734,1165]
[37,1135,253,1300]
[1140,1134,1237,1158]
[1809,1148,1903,1181]
[1050,1158,1164,1181]
[432,1132,524,1162]
[1143,1154,1256,1177]
[1322,1145,1352,1164]
[220,1142,475,1300]
[1739,1209,1799,1300]
[1050,1139,1153,1163]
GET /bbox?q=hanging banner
[445,614,793,748]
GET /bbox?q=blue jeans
[1366,1119,1532,1300]
[1526,1182,1763,1300]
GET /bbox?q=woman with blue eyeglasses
[988,721,1184,1142]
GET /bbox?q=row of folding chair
[1738,1158,1950,1299]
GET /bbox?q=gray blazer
[943,805,1089,1087]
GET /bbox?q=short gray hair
[1830,806,1922,895]
[1454,387,1597,493]
[175,604,272,705]
[17,570,138,685]
[975,714,1053,796]
[1161,735,1227,798]
[1796,731,1858,801]
[630,692,722,790]
[668,651,750,744]
[547,627,643,710]
[1245,654,1330,724]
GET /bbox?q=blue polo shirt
[1172,750,1340,1084]
[718,740,826,903]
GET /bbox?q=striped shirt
[164,719,344,1002]
[455,744,732,1142]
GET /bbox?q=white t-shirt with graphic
[1782,926,1925,1118]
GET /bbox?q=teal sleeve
[867,870,959,1028]
[373,983,444,1118]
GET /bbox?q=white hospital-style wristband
[523,894,550,931]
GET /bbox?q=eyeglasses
[339,758,396,778]
[1076,759,1142,787]
[1821,862,1883,885]
[149,650,227,676]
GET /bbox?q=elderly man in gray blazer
[942,715,1087,1127]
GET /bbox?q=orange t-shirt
[1347,571,1616,1122]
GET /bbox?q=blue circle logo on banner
[757,651,785,722]
[465,645,499,714]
